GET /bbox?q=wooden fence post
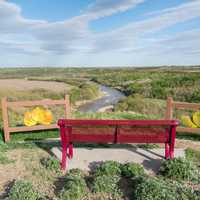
[166,97,173,120]
[65,95,71,118]
[1,97,10,142]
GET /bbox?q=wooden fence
[2,95,71,142]
[2,95,200,142]
[166,97,200,134]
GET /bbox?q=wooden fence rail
[165,97,200,134]
[1,95,71,142]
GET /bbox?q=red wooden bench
[57,119,179,170]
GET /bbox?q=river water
[78,85,126,112]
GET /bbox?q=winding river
[78,85,126,112]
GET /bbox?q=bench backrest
[58,119,179,144]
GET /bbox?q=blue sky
[0,0,200,67]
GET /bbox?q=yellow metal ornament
[40,110,53,125]
[180,115,197,128]
[192,111,200,128]
[24,111,37,126]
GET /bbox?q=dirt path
[175,139,200,151]
[0,79,72,92]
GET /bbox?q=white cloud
[92,0,200,53]
[86,0,145,18]
[0,0,46,34]
[0,0,146,55]
[0,0,200,66]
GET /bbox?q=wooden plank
[71,134,115,143]
[165,97,173,119]
[174,102,200,110]
[8,99,65,107]
[118,134,167,143]
[58,119,179,126]
[177,127,200,134]
[8,124,58,133]
[1,97,10,142]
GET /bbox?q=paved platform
[51,147,185,174]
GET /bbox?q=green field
[0,67,200,199]
[0,66,200,141]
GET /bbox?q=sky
[0,0,200,67]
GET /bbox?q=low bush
[115,95,165,118]
[5,180,45,200]
[59,174,88,200]
[69,83,99,104]
[185,148,200,168]
[93,160,121,176]
[159,158,200,183]
[91,175,122,198]
[69,88,81,104]
[68,168,85,177]
[120,162,145,178]
[40,156,61,175]
[132,176,200,200]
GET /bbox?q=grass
[159,157,200,183]
[92,68,200,102]
[185,148,200,167]
[1,67,200,199]
[0,130,200,200]
[0,153,14,164]
[176,132,200,141]
[5,180,45,200]
[74,111,154,120]
[1,67,200,142]
[115,95,166,118]
[3,157,200,200]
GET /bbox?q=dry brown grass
[0,147,59,199]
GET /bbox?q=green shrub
[69,83,99,104]
[115,95,165,118]
[121,162,145,178]
[69,88,81,104]
[91,175,122,198]
[132,176,200,200]
[159,158,200,183]
[5,180,45,200]
[93,161,121,176]
[80,83,99,100]
[68,168,85,177]
[190,91,200,102]
[185,148,200,167]
[40,156,61,175]
[59,174,88,200]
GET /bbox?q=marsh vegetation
[0,66,200,199]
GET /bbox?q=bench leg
[68,143,73,159]
[169,126,176,159]
[60,127,68,170]
[165,143,169,159]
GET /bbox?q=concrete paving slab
[51,147,185,174]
